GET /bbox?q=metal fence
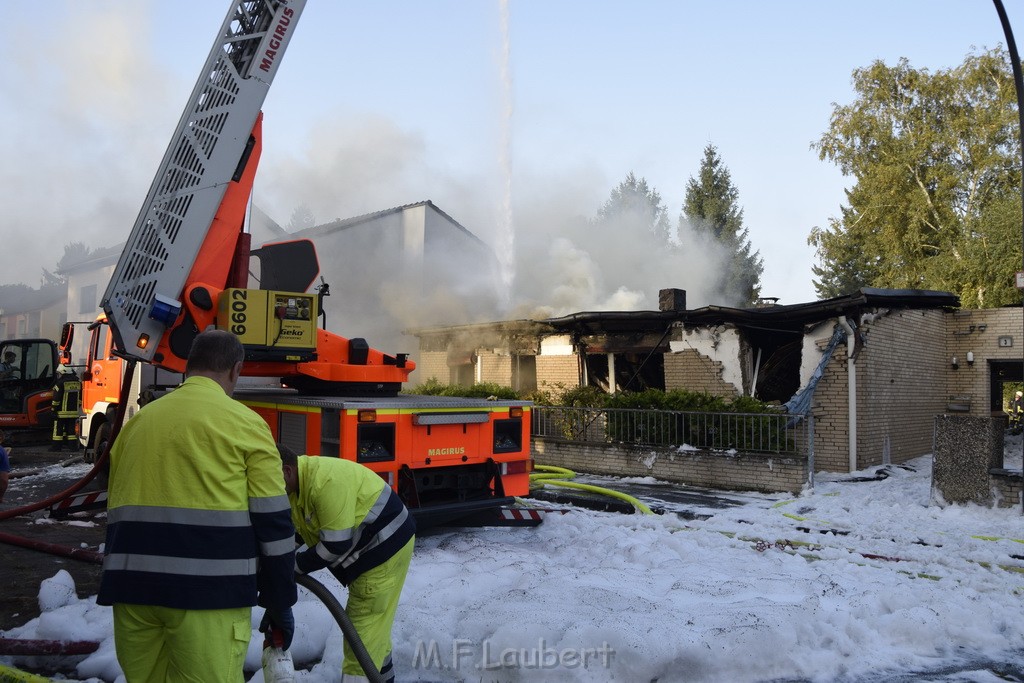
[531,405,813,457]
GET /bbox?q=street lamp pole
[993,0,1024,471]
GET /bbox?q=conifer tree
[682,144,763,305]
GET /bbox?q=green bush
[557,385,607,408]
[519,388,555,405]
[406,379,519,400]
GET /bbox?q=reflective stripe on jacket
[292,455,416,585]
[51,375,81,418]
[98,376,296,611]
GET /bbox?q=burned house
[412,287,972,475]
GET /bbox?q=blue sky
[2,1,1022,315]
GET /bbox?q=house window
[28,311,41,337]
[451,362,475,388]
[512,355,537,392]
[447,349,477,388]
[79,285,97,314]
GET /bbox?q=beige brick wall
[477,350,512,386]
[536,355,579,393]
[417,351,450,383]
[991,471,1024,509]
[803,329,847,473]
[532,438,807,494]
[946,308,1024,415]
[664,349,740,397]
[415,349,515,387]
[811,310,947,472]
[857,309,947,468]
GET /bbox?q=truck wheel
[92,423,111,487]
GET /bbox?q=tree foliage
[595,172,673,245]
[40,242,94,287]
[682,144,763,306]
[810,48,1022,306]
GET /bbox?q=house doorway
[989,359,1024,414]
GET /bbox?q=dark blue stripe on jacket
[98,507,296,610]
[319,493,416,585]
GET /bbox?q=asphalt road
[0,442,106,634]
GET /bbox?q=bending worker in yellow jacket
[278,445,416,683]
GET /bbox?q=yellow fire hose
[529,465,654,515]
[0,664,50,683]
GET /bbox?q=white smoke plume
[1,2,740,355]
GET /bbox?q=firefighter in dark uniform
[51,364,81,451]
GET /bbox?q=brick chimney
[659,288,686,312]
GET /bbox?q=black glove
[259,606,295,650]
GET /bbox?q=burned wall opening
[740,325,802,404]
[585,351,665,392]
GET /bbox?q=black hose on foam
[296,573,384,683]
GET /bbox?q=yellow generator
[218,288,318,362]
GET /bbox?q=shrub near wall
[601,391,796,453]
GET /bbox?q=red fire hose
[0,638,99,656]
[0,532,103,564]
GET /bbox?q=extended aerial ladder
[102,0,413,395]
[71,0,536,528]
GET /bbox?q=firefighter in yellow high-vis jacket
[98,331,297,682]
[50,364,81,451]
[278,444,416,683]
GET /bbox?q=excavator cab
[0,338,59,429]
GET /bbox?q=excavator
[62,0,538,528]
[0,338,60,438]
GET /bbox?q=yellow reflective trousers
[342,536,414,682]
[112,603,251,683]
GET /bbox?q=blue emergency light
[149,294,182,327]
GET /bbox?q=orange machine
[0,338,59,435]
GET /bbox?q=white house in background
[291,200,500,368]
[0,283,67,342]
[49,201,497,375]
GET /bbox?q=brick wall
[536,355,579,393]
[856,309,947,468]
[532,438,807,494]
[477,351,512,386]
[811,310,946,472]
[991,471,1024,509]
[946,307,1023,415]
[663,349,740,397]
[417,351,449,383]
[807,328,849,473]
